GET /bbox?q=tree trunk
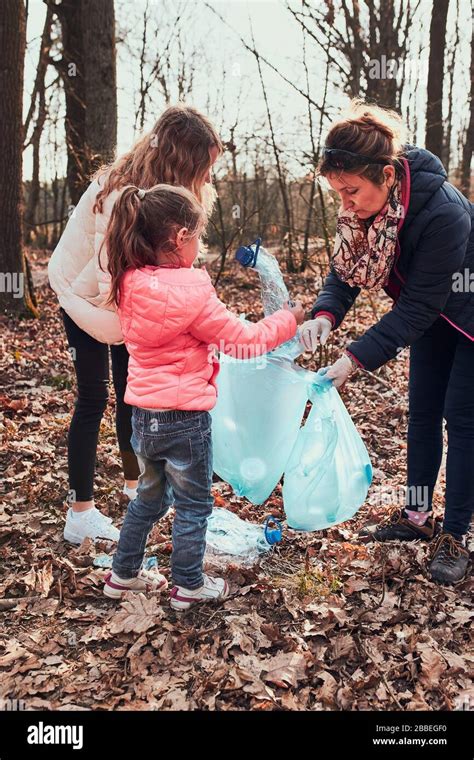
[460,22,474,197]
[0,0,37,316]
[82,0,117,170]
[24,6,53,243]
[443,0,460,173]
[365,0,400,109]
[425,0,450,156]
[52,0,117,206]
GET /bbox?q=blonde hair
[93,104,223,215]
[319,99,407,183]
[104,184,207,306]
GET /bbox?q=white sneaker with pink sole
[170,575,229,611]
[103,567,168,599]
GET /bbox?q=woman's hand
[283,300,306,325]
[300,316,332,351]
[325,354,356,389]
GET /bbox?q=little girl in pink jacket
[102,183,305,610]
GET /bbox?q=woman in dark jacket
[300,101,473,584]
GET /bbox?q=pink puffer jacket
[118,265,297,411]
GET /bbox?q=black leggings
[61,309,139,502]
[407,317,474,536]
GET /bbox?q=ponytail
[101,186,154,307]
[102,184,207,306]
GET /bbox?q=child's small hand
[283,300,305,325]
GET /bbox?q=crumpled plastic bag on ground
[205,508,282,567]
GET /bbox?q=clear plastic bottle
[235,238,304,360]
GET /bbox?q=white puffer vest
[47,177,123,344]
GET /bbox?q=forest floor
[0,247,472,711]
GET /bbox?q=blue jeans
[112,407,214,589]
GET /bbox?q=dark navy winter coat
[311,146,474,371]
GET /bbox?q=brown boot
[359,508,438,543]
[428,532,470,584]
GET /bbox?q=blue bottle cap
[263,515,283,545]
[235,237,262,268]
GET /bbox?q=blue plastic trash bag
[235,237,304,360]
[283,370,373,531]
[211,238,308,502]
[212,236,372,530]
[211,356,309,504]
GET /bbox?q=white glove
[326,354,355,389]
[300,316,332,352]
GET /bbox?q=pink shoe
[103,567,168,599]
[170,574,229,611]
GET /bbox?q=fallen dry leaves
[0,248,472,711]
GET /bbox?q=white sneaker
[169,574,229,611]
[64,507,120,545]
[103,567,168,599]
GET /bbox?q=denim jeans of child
[112,407,214,589]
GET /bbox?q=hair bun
[358,113,395,140]
[346,99,405,146]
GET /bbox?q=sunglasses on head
[323,148,387,169]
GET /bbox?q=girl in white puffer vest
[48,104,222,545]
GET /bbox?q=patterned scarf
[331,177,404,289]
